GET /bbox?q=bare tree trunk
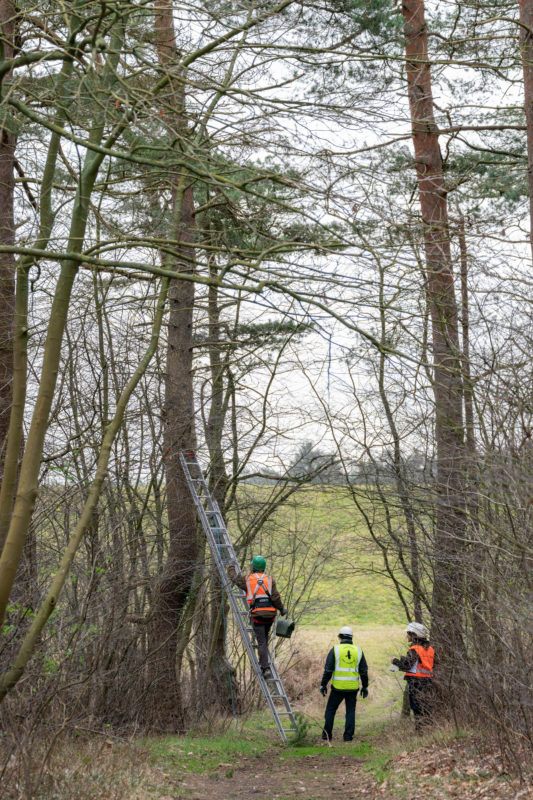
[455,211,492,662]
[203,257,235,711]
[401,0,467,680]
[519,0,533,263]
[144,0,199,730]
[457,210,475,455]
[0,0,16,480]
[377,262,424,622]
[206,259,229,507]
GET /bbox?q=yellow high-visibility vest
[331,643,361,690]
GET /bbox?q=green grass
[281,740,373,759]
[147,730,267,774]
[143,714,449,787]
[145,719,386,779]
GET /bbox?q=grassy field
[233,485,407,628]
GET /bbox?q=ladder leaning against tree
[179,449,298,743]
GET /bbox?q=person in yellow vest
[319,626,369,742]
[391,621,435,731]
[228,556,287,679]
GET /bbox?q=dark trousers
[407,678,434,729]
[252,618,274,670]
[323,687,357,741]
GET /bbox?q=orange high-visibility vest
[245,573,276,615]
[405,644,435,679]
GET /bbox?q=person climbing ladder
[228,555,287,679]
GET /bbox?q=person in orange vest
[228,556,287,679]
[391,622,435,730]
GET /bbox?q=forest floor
[156,739,531,800]
[23,718,531,800]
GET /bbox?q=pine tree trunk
[401,0,467,679]
[144,1,199,730]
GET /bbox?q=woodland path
[143,734,530,800]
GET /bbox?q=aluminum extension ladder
[179,449,298,742]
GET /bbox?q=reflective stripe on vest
[405,644,435,679]
[331,643,361,690]
[245,573,276,613]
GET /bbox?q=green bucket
[275,617,295,639]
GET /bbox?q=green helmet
[252,555,266,572]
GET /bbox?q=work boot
[262,667,273,679]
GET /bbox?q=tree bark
[0,0,17,481]
[519,0,533,262]
[457,210,475,455]
[203,256,235,711]
[144,0,199,730]
[401,0,467,678]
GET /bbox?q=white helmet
[338,626,353,638]
[406,622,429,639]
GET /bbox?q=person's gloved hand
[360,688,368,699]
[280,607,288,617]
[320,686,327,697]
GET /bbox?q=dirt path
[158,750,379,800]
[155,738,531,800]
